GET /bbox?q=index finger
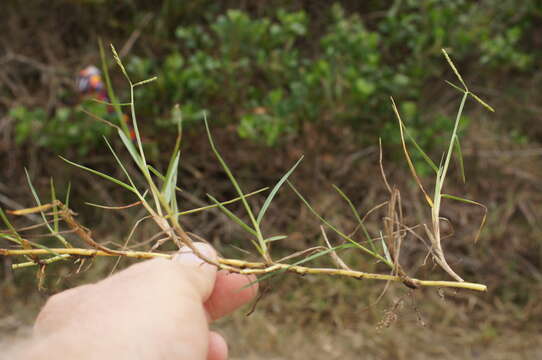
[204,271,258,321]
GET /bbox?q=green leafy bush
[11,101,111,155]
[10,1,538,156]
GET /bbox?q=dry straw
[0,45,491,293]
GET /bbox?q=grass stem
[1,248,487,292]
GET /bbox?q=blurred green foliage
[10,101,112,156]
[10,1,538,155]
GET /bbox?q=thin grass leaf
[48,180,71,249]
[101,137,146,206]
[59,156,135,193]
[170,185,179,223]
[453,134,466,184]
[380,232,393,264]
[85,191,147,210]
[81,108,121,130]
[257,156,304,224]
[204,116,265,250]
[0,233,23,245]
[147,165,164,179]
[331,184,375,252]
[24,168,70,247]
[441,193,487,243]
[24,169,70,248]
[162,108,183,204]
[288,181,392,267]
[50,179,59,233]
[0,208,22,244]
[206,194,258,239]
[133,77,158,87]
[65,182,71,208]
[204,116,255,220]
[177,187,268,216]
[404,128,438,174]
[162,151,180,204]
[1,208,62,256]
[264,235,287,243]
[148,165,183,193]
[391,97,434,207]
[437,92,468,196]
[118,129,144,170]
[125,84,147,175]
[441,193,482,206]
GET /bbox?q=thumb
[172,242,218,302]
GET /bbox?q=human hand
[15,243,258,360]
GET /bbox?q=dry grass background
[2,118,542,358]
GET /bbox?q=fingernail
[173,243,215,266]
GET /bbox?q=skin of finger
[207,331,228,360]
[32,246,219,359]
[204,271,259,321]
[35,249,217,334]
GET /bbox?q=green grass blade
[162,107,183,204]
[118,129,144,169]
[0,232,23,245]
[206,194,258,238]
[59,156,135,193]
[102,137,140,194]
[288,181,392,267]
[24,170,70,247]
[204,116,255,220]
[162,151,180,204]
[257,156,304,224]
[437,92,468,197]
[177,187,268,216]
[24,169,48,226]
[404,128,438,174]
[441,193,487,243]
[65,182,71,208]
[50,178,59,233]
[331,184,375,252]
[391,97,434,207]
[380,232,393,264]
[453,134,466,184]
[0,208,22,244]
[441,193,483,206]
[204,115,264,249]
[264,235,287,243]
[148,165,183,193]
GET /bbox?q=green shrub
[10,1,538,159]
[11,101,111,155]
